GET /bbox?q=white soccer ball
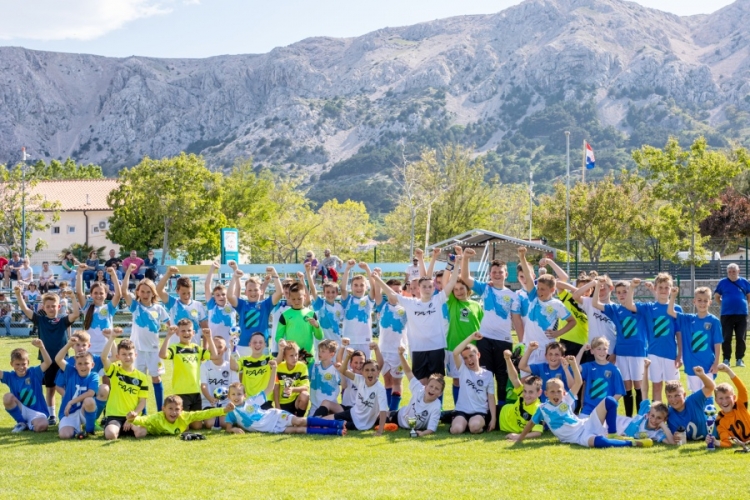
[213,386,229,401]
[704,404,718,417]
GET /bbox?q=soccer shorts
[572,414,607,447]
[647,355,679,383]
[350,343,371,361]
[136,350,165,377]
[178,393,202,412]
[333,409,362,430]
[103,416,135,436]
[272,411,295,433]
[445,350,459,379]
[59,409,85,431]
[451,411,491,431]
[687,373,715,393]
[19,403,47,425]
[615,355,646,382]
[42,363,61,388]
[380,352,405,378]
[412,349,446,380]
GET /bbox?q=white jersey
[341,375,358,407]
[82,300,118,355]
[531,392,584,443]
[397,377,441,432]
[351,373,388,431]
[206,298,237,344]
[581,297,617,354]
[312,297,343,341]
[200,359,239,409]
[341,295,374,344]
[129,300,169,352]
[309,361,341,415]
[376,301,408,354]
[165,295,207,337]
[397,292,448,352]
[524,287,570,356]
[225,393,292,433]
[270,300,290,353]
[454,363,494,414]
[471,281,520,341]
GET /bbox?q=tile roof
[29,179,119,211]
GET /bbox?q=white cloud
[0,0,196,41]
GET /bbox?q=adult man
[4,251,23,287]
[714,263,750,367]
[318,249,343,282]
[104,249,123,279]
[404,258,421,284]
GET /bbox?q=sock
[7,405,24,424]
[593,436,632,448]
[604,397,619,432]
[95,398,107,420]
[306,416,337,428]
[142,408,147,416]
[154,382,164,412]
[389,392,402,412]
[635,387,643,411]
[313,407,329,417]
[84,409,97,433]
[385,387,393,408]
[306,427,340,435]
[452,385,460,404]
[623,389,634,417]
[48,405,55,417]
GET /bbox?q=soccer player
[204,261,237,347]
[128,394,233,436]
[572,275,617,357]
[336,340,365,410]
[309,339,341,417]
[502,349,543,441]
[518,341,573,402]
[101,328,149,440]
[373,272,409,412]
[53,349,99,439]
[667,286,722,393]
[575,337,625,417]
[340,261,377,358]
[450,332,496,434]
[76,266,122,357]
[157,266,208,342]
[1,340,52,433]
[275,283,323,360]
[714,363,750,448]
[665,366,716,441]
[309,279,344,342]
[232,332,275,410]
[275,340,310,417]
[200,336,238,429]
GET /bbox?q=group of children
[1,249,749,450]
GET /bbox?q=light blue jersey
[312,297,343,341]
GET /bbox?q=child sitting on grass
[713,363,750,448]
[575,337,625,417]
[53,348,99,439]
[1,340,52,433]
[275,340,311,417]
[450,332,496,435]
[502,349,544,441]
[127,394,233,436]
[518,341,572,402]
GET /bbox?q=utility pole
[528,170,533,240]
[565,131,570,276]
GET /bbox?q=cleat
[737,359,745,368]
[723,359,730,366]
[633,438,653,448]
[383,423,399,432]
[47,415,57,426]
[76,431,90,440]
[11,422,28,433]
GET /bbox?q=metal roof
[426,228,558,258]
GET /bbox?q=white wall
[28,211,120,263]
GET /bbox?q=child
[340,261,377,358]
[309,339,341,417]
[665,366,716,441]
[502,349,544,441]
[128,394,234,436]
[275,340,311,417]
[157,266,208,341]
[593,279,647,417]
[160,321,220,421]
[517,247,576,364]
[53,350,99,439]
[275,283,323,360]
[450,332,496,434]
[225,376,346,436]
[101,328,149,440]
[336,341,365,410]
[576,337,625,417]
[39,261,57,293]
[317,347,387,434]
[539,259,588,359]
[714,363,750,448]
[307,263,343,342]
[572,275,617,356]
[23,282,40,306]
[76,266,122,356]
[232,331,275,409]
[518,341,572,402]
[373,272,410,412]
[204,261,238,346]
[17,258,33,289]
[1,340,52,432]
[623,275,682,402]
[667,286,722,393]
[122,269,169,412]
[14,275,81,425]
[200,336,239,429]
[53,332,110,422]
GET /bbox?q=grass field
[0,337,748,499]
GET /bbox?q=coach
[714,263,750,368]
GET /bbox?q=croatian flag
[585,142,595,170]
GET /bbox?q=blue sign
[221,228,240,264]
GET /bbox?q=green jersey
[275,307,323,353]
[446,295,484,351]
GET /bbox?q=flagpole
[582,140,586,183]
[565,131,570,276]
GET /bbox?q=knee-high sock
[623,389,634,417]
[307,427,342,435]
[306,416,342,428]
[385,387,393,408]
[84,409,97,433]
[153,382,164,412]
[604,396,619,432]
[593,436,632,448]
[389,392,402,412]
[635,387,643,412]
[95,398,107,420]
[313,407,329,417]
[7,405,24,424]
[452,385,460,405]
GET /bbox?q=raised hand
[30,338,43,348]
[503,350,512,359]
[631,278,641,287]
[202,328,212,338]
[414,248,424,259]
[517,246,527,258]
[398,345,406,355]
[269,359,277,369]
[464,248,476,258]
[341,337,350,347]
[528,341,539,351]
[211,261,220,270]
[228,260,238,270]
[471,332,483,341]
[432,247,441,258]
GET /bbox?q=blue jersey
[82,300,118,354]
[2,365,48,416]
[33,312,72,361]
[635,302,681,360]
[603,303,647,357]
[312,297,343,340]
[714,277,750,316]
[580,361,625,415]
[668,391,712,440]
[165,295,207,333]
[676,313,722,376]
[235,296,275,345]
[55,354,103,387]
[529,362,569,402]
[59,363,100,418]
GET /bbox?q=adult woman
[714,263,750,368]
[83,250,100,289]
[60,251,78,282]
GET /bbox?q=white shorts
[59,409,85,431]
[19,403,47,425]
[615,356,646,382]
[235,346,253,358]
[647,355,679,383]
[272,411,295,433]
[572,414,608,447]
[445,350,459,379]
[350,343,371,360]
[687,373,715,393]
[136,350,166,377]
[381,352,405,378]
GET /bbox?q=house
[27,179,120,263]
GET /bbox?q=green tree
[30,158,104,179]
[107,153,226,264]
[314,199,374,255]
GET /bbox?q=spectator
[318,249,342,282]
[0,292,12,336]
[60,251,78,281]
[17,258,33,288]
[38,261,57,293]
[122,250,145,280]
[92,269,115,301]
[404,257,421,283]
[143,249,159,281]
[304,251,319,269]
[0,254,7,283]
[83,250,100,289]
[4,251,23,287]
[104,248,123,278]
[714,263,750,368]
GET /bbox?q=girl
[38,261,57,293]
[204,261,237,347]
[23,282,41,309]
[60,252,78,282]
[92,269,115,300]
[77,266,122,356]
[122,263,169,412]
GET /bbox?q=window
[52,226,60,234]
[67,226,76,234]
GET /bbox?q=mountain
[2,0,750,213]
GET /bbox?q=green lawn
[0,337,748,499]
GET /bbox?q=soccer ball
[213,387,229,401]
[229,326,240,337]
[704,404,718,418]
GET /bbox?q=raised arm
[55,338,75,371]
[370,341,384,368]
[203,328,220,361]
[157,266,178,303]
[268,267,283,305]
[415,248,427,278]
[108,267,122,306]
[121,264,136,306]
[517,247,534,293]
[425,247,441,279]
[13,286,33,319]
[442,255,462,297]
[693,366,716,398]
[371,273,399,303]
[540,256,569,283]
[304,262,318,302]
[338,348,356,381]
[76,263,87,307]
[591,279,606,311]
[205,261,219,302]
[65,285,81,323]
[101,328,122,371]
[572,279,596,303]
[568,355,583,395]
[31,338,52,372]
[461,247,476,289]
[504,349,521,389]
[561,355,576,391]
[340,260,355,301]
[518,341,537,373]
[666,286,679,318]
[453,332,482,371]
[159,326,176,360]
[575,343,590,366]
[358,262,377,301]
[226,262,241,308]
[397,345,414,381]
[622,278,640,313]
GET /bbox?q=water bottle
[675,426,686,446]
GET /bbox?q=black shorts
[261,400,273,410]
[333,409,362,430]
[412,349,446,380]
[279,400,306,417]
[42,363,60,388]
[103,416,134,436]
[177,393,202,412]
[9,271,18,280]
[452,411,491,431]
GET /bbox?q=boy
[275,340,311,417]
[309,339,341,417]
[53,350,99,439]
[517,247,576,364]
[502,349,544,441]
[309,279,344,342]
[157,266,208,341]
[101,328,149,440]
[15,277,81,425]
[373,272,409,412]
[275,282,323,359]
[575,337,625,417]
[200,336,239,429]
[127,394,234,436]
[572,275,617,355]
[665,365,716,441]
[714,363,750,448]
[204,261,238,345]
[232,331,275,410]
[450,332,496,434]
[518,341,573,402]
[667,286,722,393]
[623,275,682,402]
[340,261,377,358]
[159,321,220,429]
[1,340,52,432]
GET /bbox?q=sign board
[221,228,239,264]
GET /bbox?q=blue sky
[0,0,736,58]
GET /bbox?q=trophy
[407,416,418,438]
[729,437,750,453]
[704,404,718,451]
[229,326,240,361]
[283,378,293,399]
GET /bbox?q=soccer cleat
[633,438,653,448]
[76,431,90,440]
[11,422,28,433]
[737,359,745,368]
[383,423,399,432]
[47,415,57,426]
[724,359,731,366]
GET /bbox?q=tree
[60,243,107,262]
[107,153,226,264]
[0,164,61,254]
[314,199,374,255]
[30,158,103,179]
[700,188,750,254]
[633,136,750,290]
[487,182,530,239]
